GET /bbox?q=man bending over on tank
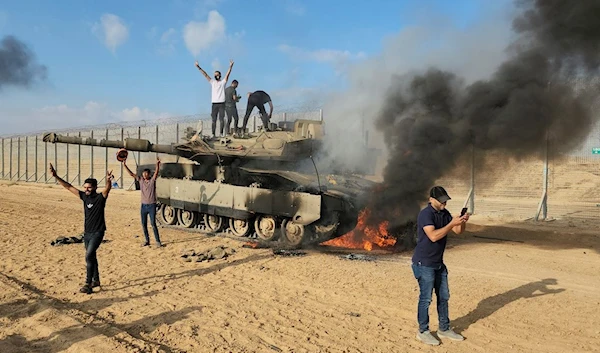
[49,163,112,294]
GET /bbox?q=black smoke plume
[0,35,47,89]
[369,0,600,227]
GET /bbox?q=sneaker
[79,284,92,294]
[416,330,440,346]
[142,242,150,247]
[91,280,101,288]
[438,328,464,341]
[155,242,164,248]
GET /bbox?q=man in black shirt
[49,163,113,295]
[241,90,274,135]
[412,186,469,345]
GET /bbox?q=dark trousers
[241,101,269,131]
[225,105,239,134]
[83,231,105,284]
[211,103,226,136]
[412,262,450,333]
[141,203,161,244]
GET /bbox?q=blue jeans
[412,262,450,333]
[141,203,161,244]
[83,231,104,284]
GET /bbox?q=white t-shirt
[210,79,227,103]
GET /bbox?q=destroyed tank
[42,119,379,248]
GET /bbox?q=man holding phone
[412,186,469,346]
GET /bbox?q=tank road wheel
[204,214,224,233]
[229,218,252,237]
[254,215,278,241]
[155,204,166,225]
[178,209,197,228]
[161,205,177,225]
[281,219,306,247]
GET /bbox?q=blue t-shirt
[412,203,452,267]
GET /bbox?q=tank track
[155,203,340,249]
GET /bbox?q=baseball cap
[430,186,451,203]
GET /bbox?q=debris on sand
[50,234,83,246]
[340,254,376,262]
[180,246,236,263]
[242,241,270,249]
[272,249,307,257]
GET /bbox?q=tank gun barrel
[42,132,175,154]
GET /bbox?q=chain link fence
[2,107,599,223]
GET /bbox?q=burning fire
[321,208,396,251]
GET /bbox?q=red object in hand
[116,148,128,162]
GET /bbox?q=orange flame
[321,208,396,251]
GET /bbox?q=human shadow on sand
[0,272,199,352]
[104,252,272,292]
[451,278,565,332]
[0,306,200,353]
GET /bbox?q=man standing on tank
[123,157,163,248]
[194,59,234,138]
[224,79,241,136]
[412,186,469,346]
[240,90,274,135]
[49,163,112,295]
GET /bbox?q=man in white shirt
[194,60,234,138]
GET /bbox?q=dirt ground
[0,182,599,353]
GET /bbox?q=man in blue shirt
[412,186,469,345]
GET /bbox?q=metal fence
[2,108,600,223]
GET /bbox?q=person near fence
[194,59,234,139]
[123,157,163,248]
[225,80,241,136]
[412,186,469,346]
[48,162,112,295]
[240,90,274,135]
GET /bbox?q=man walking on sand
[412,186,469,345]
[193,59,234,139]
[123,157,163,248]
[49,163,112,295]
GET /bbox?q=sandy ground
[0,182,599,353]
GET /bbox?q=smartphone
[460,207,468,216]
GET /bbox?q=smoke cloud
[0,35,47,90]
[366,0,600,227]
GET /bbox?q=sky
[0,0,513,136]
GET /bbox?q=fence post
[9,138,12,180]
[44,137,47,183]
[54,141,58,183]
[25,136,28,182]
[535,133,549,221]
[66,133,69,184]
[137,126,141,165]
[35,135,38,182]
[90,130,94,179]
[104,129,108,182]
[17,137,21,181]
[78,132,81,186]
[319,109,323,121]
[470,144,475,214]
[120,127,124,188]
[1,138,4,179]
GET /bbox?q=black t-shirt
[79,191,108,234]
[249,91,271,105]
[411,203,452,267]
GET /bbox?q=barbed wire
[0,104,325,139]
